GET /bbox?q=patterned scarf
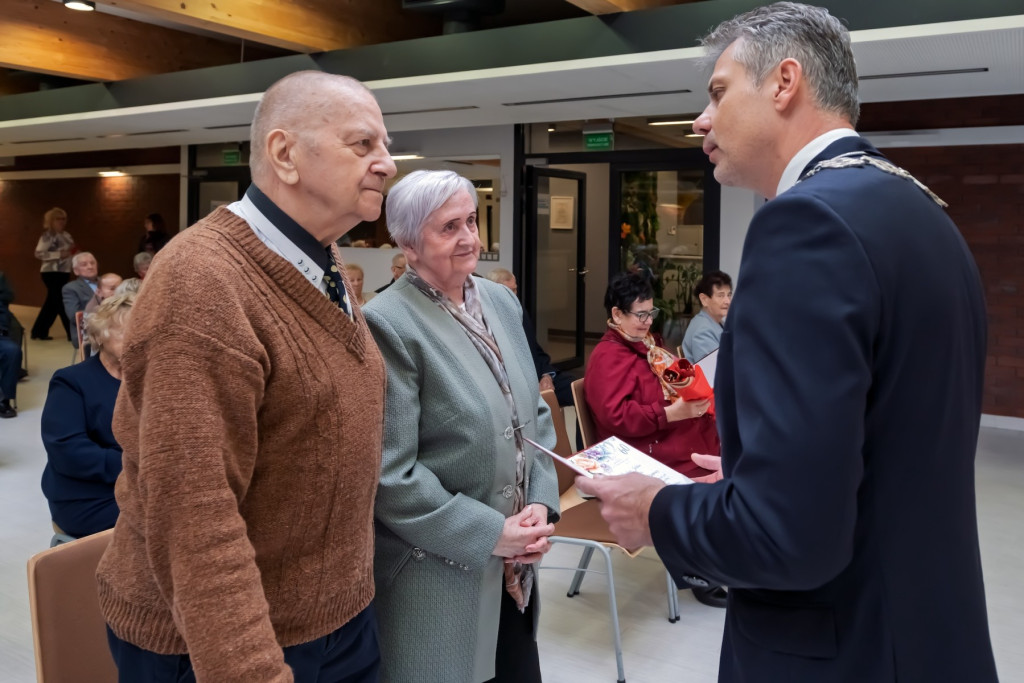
[407,269,534,612]
[608,319,692,403]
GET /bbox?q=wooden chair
[540,389,679,683]
[570,378,597,448]
[27,529,118,683]
[73,311,85,363]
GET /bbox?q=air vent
[860,67,988,81]
[384,105,479,116]
[503,89,691,107]
[11,137,86,144]
[124,129,188,136]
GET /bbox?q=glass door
[611,163,718,351]
[526,167,587,370]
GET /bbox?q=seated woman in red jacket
[584,272,726,607]
[585,271,719,477]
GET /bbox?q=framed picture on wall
[550,196,575,230]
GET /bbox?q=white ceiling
[0,15,1022,158]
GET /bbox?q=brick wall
[0,174,179,308]
[883,145,1024,419]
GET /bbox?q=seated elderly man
[62,251,99,350]
[85,273,123,316]
[374,252,407,293]
[133,251,153,279]
[681,269,732,362]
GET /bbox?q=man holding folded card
[578,3,996,682]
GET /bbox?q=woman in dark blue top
[41,292,134,537]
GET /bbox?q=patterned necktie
[322,248,351,317]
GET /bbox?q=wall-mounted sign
[222,149,241,165]
[583,132,614,151]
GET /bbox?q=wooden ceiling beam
[0,1,275,82]
[105,0,440,53]
[565,0,693,15]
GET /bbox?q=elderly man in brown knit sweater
[96,71,396,682]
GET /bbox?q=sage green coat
[364,276,560,683]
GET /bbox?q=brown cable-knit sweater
[96,208,385,682]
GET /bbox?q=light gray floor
[1,311,1022,682]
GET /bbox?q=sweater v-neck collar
[201,207,366,360]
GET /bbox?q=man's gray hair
[700,2,859,126]
[133,251,153,269]
[386,170,477,251]
[391,252,407,267]
[71,252,94,269]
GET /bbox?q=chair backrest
[541,389,576,496]
[27,529,118,683]
[570,378,598,449]
[74,311,85,362]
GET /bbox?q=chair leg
[594,544,626,683]
[665,568,680,623]
[567,546,595,597]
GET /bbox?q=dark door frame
[524,166,588,370]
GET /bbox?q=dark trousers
[485,589,542,683]
[31,271,71,339]
[0,336,21,400]
[106,604,380,683]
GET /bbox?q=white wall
[339,125,516,293]
[718,185,763,286]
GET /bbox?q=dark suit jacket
[522,310,575,407]
[650,136,997,682]
[62,278,95,348]
[40,353,122,537]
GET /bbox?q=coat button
[502,485,514,499]
[412,547,426,561]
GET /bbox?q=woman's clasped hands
[493,503,553,565]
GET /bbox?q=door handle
[568,267,575,273]
[579,268,589,276]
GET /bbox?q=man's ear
[772,57,803,113]
[265,129,301,186]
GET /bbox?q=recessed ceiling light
[649,120,695,127]
[64,0,96,10]
[98,170,126,177]
[391,154,422,161]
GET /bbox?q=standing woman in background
[31,207,75,341]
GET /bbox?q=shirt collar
[776,128,860,198]
[228,185,329,290]
[244,185,331,271]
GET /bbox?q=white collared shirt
[776,128,860,198]
[227,194,331,297]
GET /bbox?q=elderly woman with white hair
[41,291,135,539]
[364,170,560,683]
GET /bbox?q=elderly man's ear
[265,129,301,185]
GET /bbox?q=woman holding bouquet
[584,271,726,606]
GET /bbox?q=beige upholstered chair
[27,529,118,683]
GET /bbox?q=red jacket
[584,329,720,478]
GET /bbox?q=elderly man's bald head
[249,71,373,181]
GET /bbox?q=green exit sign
[583,132,613,150]
[222,149,241,165]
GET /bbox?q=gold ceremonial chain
[798,152,948,208]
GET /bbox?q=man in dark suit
[578,3,997,682]
[62,251,99,350]
[374,252,407,294]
